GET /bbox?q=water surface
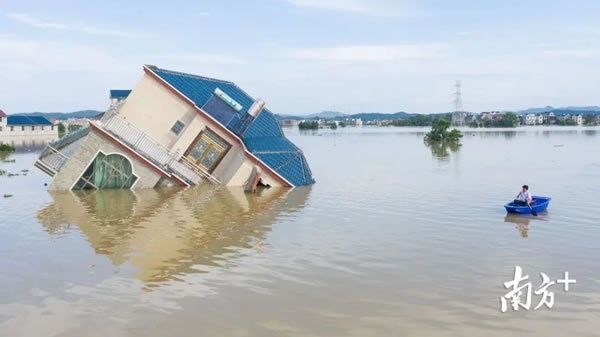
[1,127,599,336]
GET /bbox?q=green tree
[0,143,16,152]
[57,122,66,137]
[501,112,519,127]
[298,121,319,130]
[584,115,597,126]
[425,118,463,143]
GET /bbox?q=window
[0,127,2,132]
[170,120,185,135]
[73,152,138,190]
[185,128,231,173]
[10,126,14,131]
[42,126,45,131]
[51,125,54,131]
[31,126,35,131]
[21,126,25,131]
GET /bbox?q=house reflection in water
[37,186,311,286]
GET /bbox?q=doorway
[185,128,231,173]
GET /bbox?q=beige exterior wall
[116,73,284,187]
[49,130,163,191]
[118,74,197,150]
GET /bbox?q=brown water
[1,127,600,337]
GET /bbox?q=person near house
[514,185,533,206]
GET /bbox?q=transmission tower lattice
[453,80,463,112]
[452,80,465,126]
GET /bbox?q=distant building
[62,117,90,129]
[543,112,556,124]
[0,110,6,132]
[279,119,298,127]
[0,112,58,136]
[340,118,363,127]
[525,114,538,125]
[576,115,583,126]
[452,111,467,126]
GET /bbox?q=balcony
[99,114,220,186]
[35,126,90,176]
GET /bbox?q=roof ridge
[147,65,235,85]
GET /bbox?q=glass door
[186,129,230,172]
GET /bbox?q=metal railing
[38,145,69,172]
[101,114,220,185]
[48,126,90,151]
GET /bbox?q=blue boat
[504,196,551,214]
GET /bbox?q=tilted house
[35,65,314,190]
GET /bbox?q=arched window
[73,153,138,190]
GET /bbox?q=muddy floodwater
[1,126,600,337]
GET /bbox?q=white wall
[0,124,59,136]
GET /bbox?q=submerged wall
[49,129,164,191]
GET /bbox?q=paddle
[528,202,538,217]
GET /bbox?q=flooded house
[35,65,314,190]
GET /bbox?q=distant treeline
[391,113,452,126]
[470,112,519,128]
[298,121,319,130]
[11,110,102,120]
[280,111,413,122]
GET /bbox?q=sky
[1,0,600,115]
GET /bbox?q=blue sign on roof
[150,66,314,186]
[110,90,132,99]
[7,115,53,126]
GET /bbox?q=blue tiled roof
[149,66,314,186]
[7,116,53,126]
[110,90,132,98]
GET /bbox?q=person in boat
[514,185,533,206]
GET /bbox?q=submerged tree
[427,139,462,159]
[424,118,463,143]
[0,143,16,153]
[424,118,462,160]
[298,121,319,130]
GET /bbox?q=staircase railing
[100,114,220,185]
[38,145,69,172]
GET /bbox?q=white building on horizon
[0,110,58,137]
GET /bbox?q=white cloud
[79,25,143,39]
[0,37,128,73]
[283,0,417,17]
[282,44,447,62]
[6,13,66,29]
[156,53,247,66]
[7,13,142,39]
[538,48,600,57]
